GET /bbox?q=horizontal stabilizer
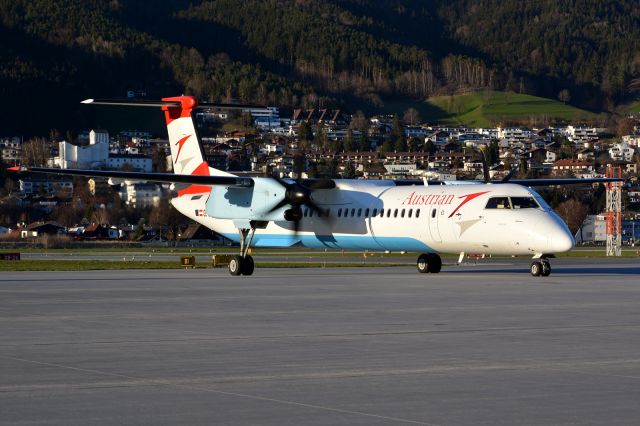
[81,98,266,110]
[8,167,253,187]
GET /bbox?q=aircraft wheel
[530,260,542,277]
[241,255,255,276]
[228,255,244,276]
[417,254,430,273]
[417,253,442,274]
[429,254,442,274]
[541,260,551,277]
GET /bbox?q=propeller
[267,176,335,234]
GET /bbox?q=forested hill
[1,0,640,135]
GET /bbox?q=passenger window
[372,208,377,217]
[303,209,308,218]
[408,209,413,218]
[485,197,511,209]
[387,209,391,218]
[431,208,436,218]
[365,208,370,217]
[401,209,405,218]
[351,208,356,217]
[357,208,362,217]
[394,209,398,218]
[510,197,539,209]
[416,209,420,218]
[337,208,342,217]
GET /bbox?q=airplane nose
[548,231,575,253]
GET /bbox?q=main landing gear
[417,253,442,274]
[229,227,256,276]
[530,258,551,277]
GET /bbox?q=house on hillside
[552,159,594,175]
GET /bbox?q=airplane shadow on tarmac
[452,266,640,275]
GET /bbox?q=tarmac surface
[2,259,640,425]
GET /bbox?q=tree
[292,153,306,176]
[298,121,312,142]
[343,129,354,152]
[423,140,436,154]
[394,137,407,152]
[555,199,588,235]
[358,133,370,152]
[391,114,404,140]
[616,117,635,137]
[314,125,327,149]
[350,110,369,133]
[22,138,50,167]
[558,89,571,104]
[342,161,356,178]
[403,107,420,126]
[381,139,394,153]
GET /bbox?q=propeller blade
[266,198,290,214]
[307,178,336,190]
[270,175,291,189]
[306,200,334,226]
[480,147,491,184]
[501,166,518,183]
[293,217,301,234]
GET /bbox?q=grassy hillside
[424,91,598,127]
[627,100,640,113]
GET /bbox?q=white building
[608,142,636,162]
[244,107,279,119]
[497,127,533,142]
[384,164,417,174]
[0,136,22,163]
[58,130,109,169]
[107,154,152,172]
[575,214,607,244]
[564,126,601,143]
[118,183,162,207]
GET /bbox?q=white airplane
[11,96,624,277]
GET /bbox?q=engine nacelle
[205,178,289,221]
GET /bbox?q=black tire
[417,254,430,273]
[428,254,442,274]
[541,261,551,277]
[530,261,542,277]
[229,255,244,276]
[241,255,255,276]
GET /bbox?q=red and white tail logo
[161,96,234,196]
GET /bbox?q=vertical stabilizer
[161,95,234,178]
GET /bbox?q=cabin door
[428,205,442,242]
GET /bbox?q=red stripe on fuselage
[448,191,491,218]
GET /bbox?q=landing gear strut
[530,258,551,277]
[417,253,442,274]
[229,227,257,276]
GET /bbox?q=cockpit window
[510,197,539,209]
[485,197,511,209]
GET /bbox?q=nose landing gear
[530,258,551,277]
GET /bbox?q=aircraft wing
[505,177,625,186]
[393,177,625,186]
[8,166,254,187]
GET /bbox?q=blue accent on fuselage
[222,233,433,252]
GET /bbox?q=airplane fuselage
[172,181,575,256]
